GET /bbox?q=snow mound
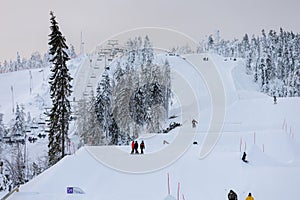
[164,195,176,200]
[247,145,286,166]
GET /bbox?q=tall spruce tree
[48,11,73,166]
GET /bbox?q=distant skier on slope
[273,96,277,104]
[134,141,139,154]
[242,152,248,163]
[245,193,254,200]
[228,189,238,200]
[192,119,198,128]
[140,141,145,154]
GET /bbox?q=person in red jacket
[131,141,135,154]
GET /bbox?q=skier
[228,190,238,200]
[273,96,277,104]
[140,140,145,154]
[131,141,135,154]
[245,193,254,200]
[242,152,248,163]
[134,141,139,154]
[192,119,198,128]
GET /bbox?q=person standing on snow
[228,190,238,200]
[131,141,135,154]
[192,119,198,128]
[140,141,145,154]
[242,152,248,163]
[273,96,277,104]
[245,193,254,200]
[134,141,139,154]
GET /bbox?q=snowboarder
[131,141,135,154]
[192,119,198,128]
[228,190,238,200]
[140,140,145,154]
[134,141,139,154]
[245,193,254,200]
[273,96,277,104]
[242,152,248,163]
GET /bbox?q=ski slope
[3,53,300,200]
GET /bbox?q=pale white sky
[1,0,299,62]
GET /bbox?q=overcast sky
[1,0,300,62]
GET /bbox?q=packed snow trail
[183,54,226,159]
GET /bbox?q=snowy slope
[2,53,300,200]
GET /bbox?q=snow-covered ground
[1,53,300,200]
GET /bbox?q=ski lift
[90,73,97,78]
[94,66,100,69]
[83,91,89,96]
[87,83,93,88]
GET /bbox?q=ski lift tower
[107,40,119,57]
[80,32,85,55]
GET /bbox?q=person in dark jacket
[192,119,198,128]
[140,141,145,154]
[134,141,139,154]
[228,189,238,200]
[242,152,248,163]
[273,96,277,104]
[131,141,135,154]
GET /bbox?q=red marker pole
[167,173,170,195]
[282,118,286,129]
[68,141,70,154]
[177,182,180,200]
[240,138,242,152]
[254,132,256,144]
[72,142,76,154]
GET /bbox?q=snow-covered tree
[207,28,300,97]
[112,72,134,138]
[48,11,73,166]
[5,143,26,187]
[76,98,90,145]
[142,35,154,64]
[0,113,5,139]
[95,70,112,139]
[11,104,26,138]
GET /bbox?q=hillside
[1,53,300,200]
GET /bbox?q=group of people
[228,190,254,200]
[131,140,145,154]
